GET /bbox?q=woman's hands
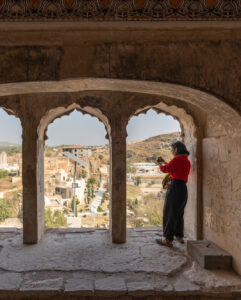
[157,156,167,165]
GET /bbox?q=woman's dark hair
[171,141,190,156]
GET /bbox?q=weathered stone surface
[0,230,239,298]
[173,277,200,293]
[0,230,188,275]
[203,135,241,275]
[65,278,94,295]
[20,277,63,291]
[0,273,22,291]
[126,281,155,296]
[95,277,126,296]
[187,240,232,270]
[153,278,173,293]
[184,262,241,290]
[110,133,126,243]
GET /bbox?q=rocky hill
[126,132,181,163]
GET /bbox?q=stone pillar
[22,121,45,244]
[110,124,127,243]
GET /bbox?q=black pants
[163,179,188,241]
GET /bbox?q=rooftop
[0,228,240,299]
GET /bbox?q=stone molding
[0,0,240,21]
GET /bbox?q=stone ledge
[187,240,232,270]
[95,277,126,296]
[0,230,239,299]
[0,273,22,291]
[64,278,94,296]
[126,281,155,297]
[20,277,63,292]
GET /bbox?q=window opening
[44,110,110,229]
[0,109,22,228]
[126,109,181,228]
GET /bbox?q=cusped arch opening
[126,103,199,239]
[38,104,111,230]
[0,107,23,229]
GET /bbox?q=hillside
[126,132,181,163]
[0,142,20,150]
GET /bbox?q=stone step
[187,240,232,270]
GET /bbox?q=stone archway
[0,78,240,273]
[36,103,111,243]
[0,106,23,229]
[127,102,199,240]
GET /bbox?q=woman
[156,141,191,247]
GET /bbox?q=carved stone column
[22,120,45,244]
[109,118,127,243]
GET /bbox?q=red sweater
[160,155,191,183]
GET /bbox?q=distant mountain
[0,141,20,148]
[127,132,181,163]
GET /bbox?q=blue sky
[0,109,180,146]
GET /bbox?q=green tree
[0,198,14,222]
[45,208,67,228]
[126,162,131,173]
[91,186,95,198]
[81,169,87,179]
[0,169,9,178]
[6,146,21,156]
[101,192,106,205]
[136,176,141,186]
[88,177,96,185]
[71,197,80,216]
[97,206,103,212]
[98,154,104,160]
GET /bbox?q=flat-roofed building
[62,146,92,157]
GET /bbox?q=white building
[130,163,160,175]
[99,165,108,177]
[69,178,86,205]
[0,151,7,167]
[55,178,86,205]
[55,169,67,183]
[44,195,63,211]
[0,151,19,173]
[62,146,92,157]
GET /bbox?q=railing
[0,0,240,21]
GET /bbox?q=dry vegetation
[126,132,181,163]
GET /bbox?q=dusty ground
[0,227,240,299]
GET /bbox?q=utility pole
[62,151,88,218]
[73,161,77,217]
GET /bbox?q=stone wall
[203,134,241,274]
[0,22,241,114]
[0,22,240,274]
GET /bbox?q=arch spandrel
[0,78,240,138]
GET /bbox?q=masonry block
[187,240,232,270]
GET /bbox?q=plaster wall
[0,22,241,114]
[203,133,241,274]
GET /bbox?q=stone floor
[0,227,240,299]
